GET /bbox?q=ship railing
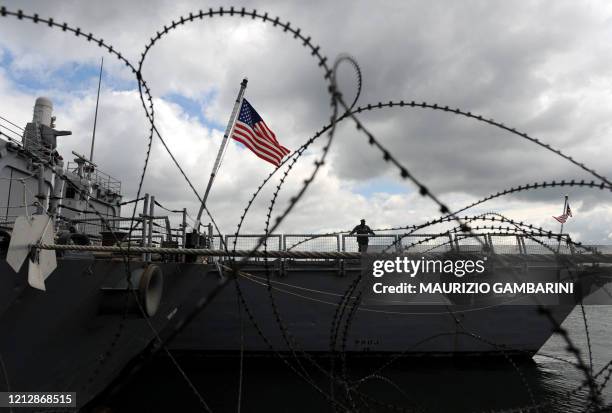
[148,216,184,247]
[285,234,341,252]
[0,117,53,162]
[0,120,24,147]
[66,162,121,195]
[192,233,588,276]
[210,233,578,256]
[40,210,584,263]
[520,234,574,255]
[65,214,187,250]
[0,215,580,257]
[343,234,402,253]
[0,120,65,164]
[282,234,342,262]
[448,233,575,255]
[210,234,282,261]
[65,216,140,243]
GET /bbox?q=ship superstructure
[0,97,216,411]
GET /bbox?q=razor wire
[2,4,612,412]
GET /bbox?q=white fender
[6,215,57,291]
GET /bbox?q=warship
[0,96,611,411]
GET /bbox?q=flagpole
[557,194,568,253]
[194,77,248,234]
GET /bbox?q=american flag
[230,99,290,166]
[553,203,573,224]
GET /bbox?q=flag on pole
[230,99,290,166]
[553,202,572,224]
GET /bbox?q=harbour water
[106,306,612,412]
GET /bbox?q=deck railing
[205,233,575,256]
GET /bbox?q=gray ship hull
[0,256,600,410]
[171,262,579,357]
[0,258,220,410]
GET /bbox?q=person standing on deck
[349,219,375,253]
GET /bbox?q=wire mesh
[284,234,340,252]
[489,234,523,254]
[342,234,399,252]
[66,162,121,194]
[400,233,454,253]
[226,234,282,251]
[454,234,490,252]
[522,234,573,254]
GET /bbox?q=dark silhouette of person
[349,219,375,252]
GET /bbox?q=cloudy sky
[0,0,611,243]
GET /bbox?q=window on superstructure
[66,186,76,199]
